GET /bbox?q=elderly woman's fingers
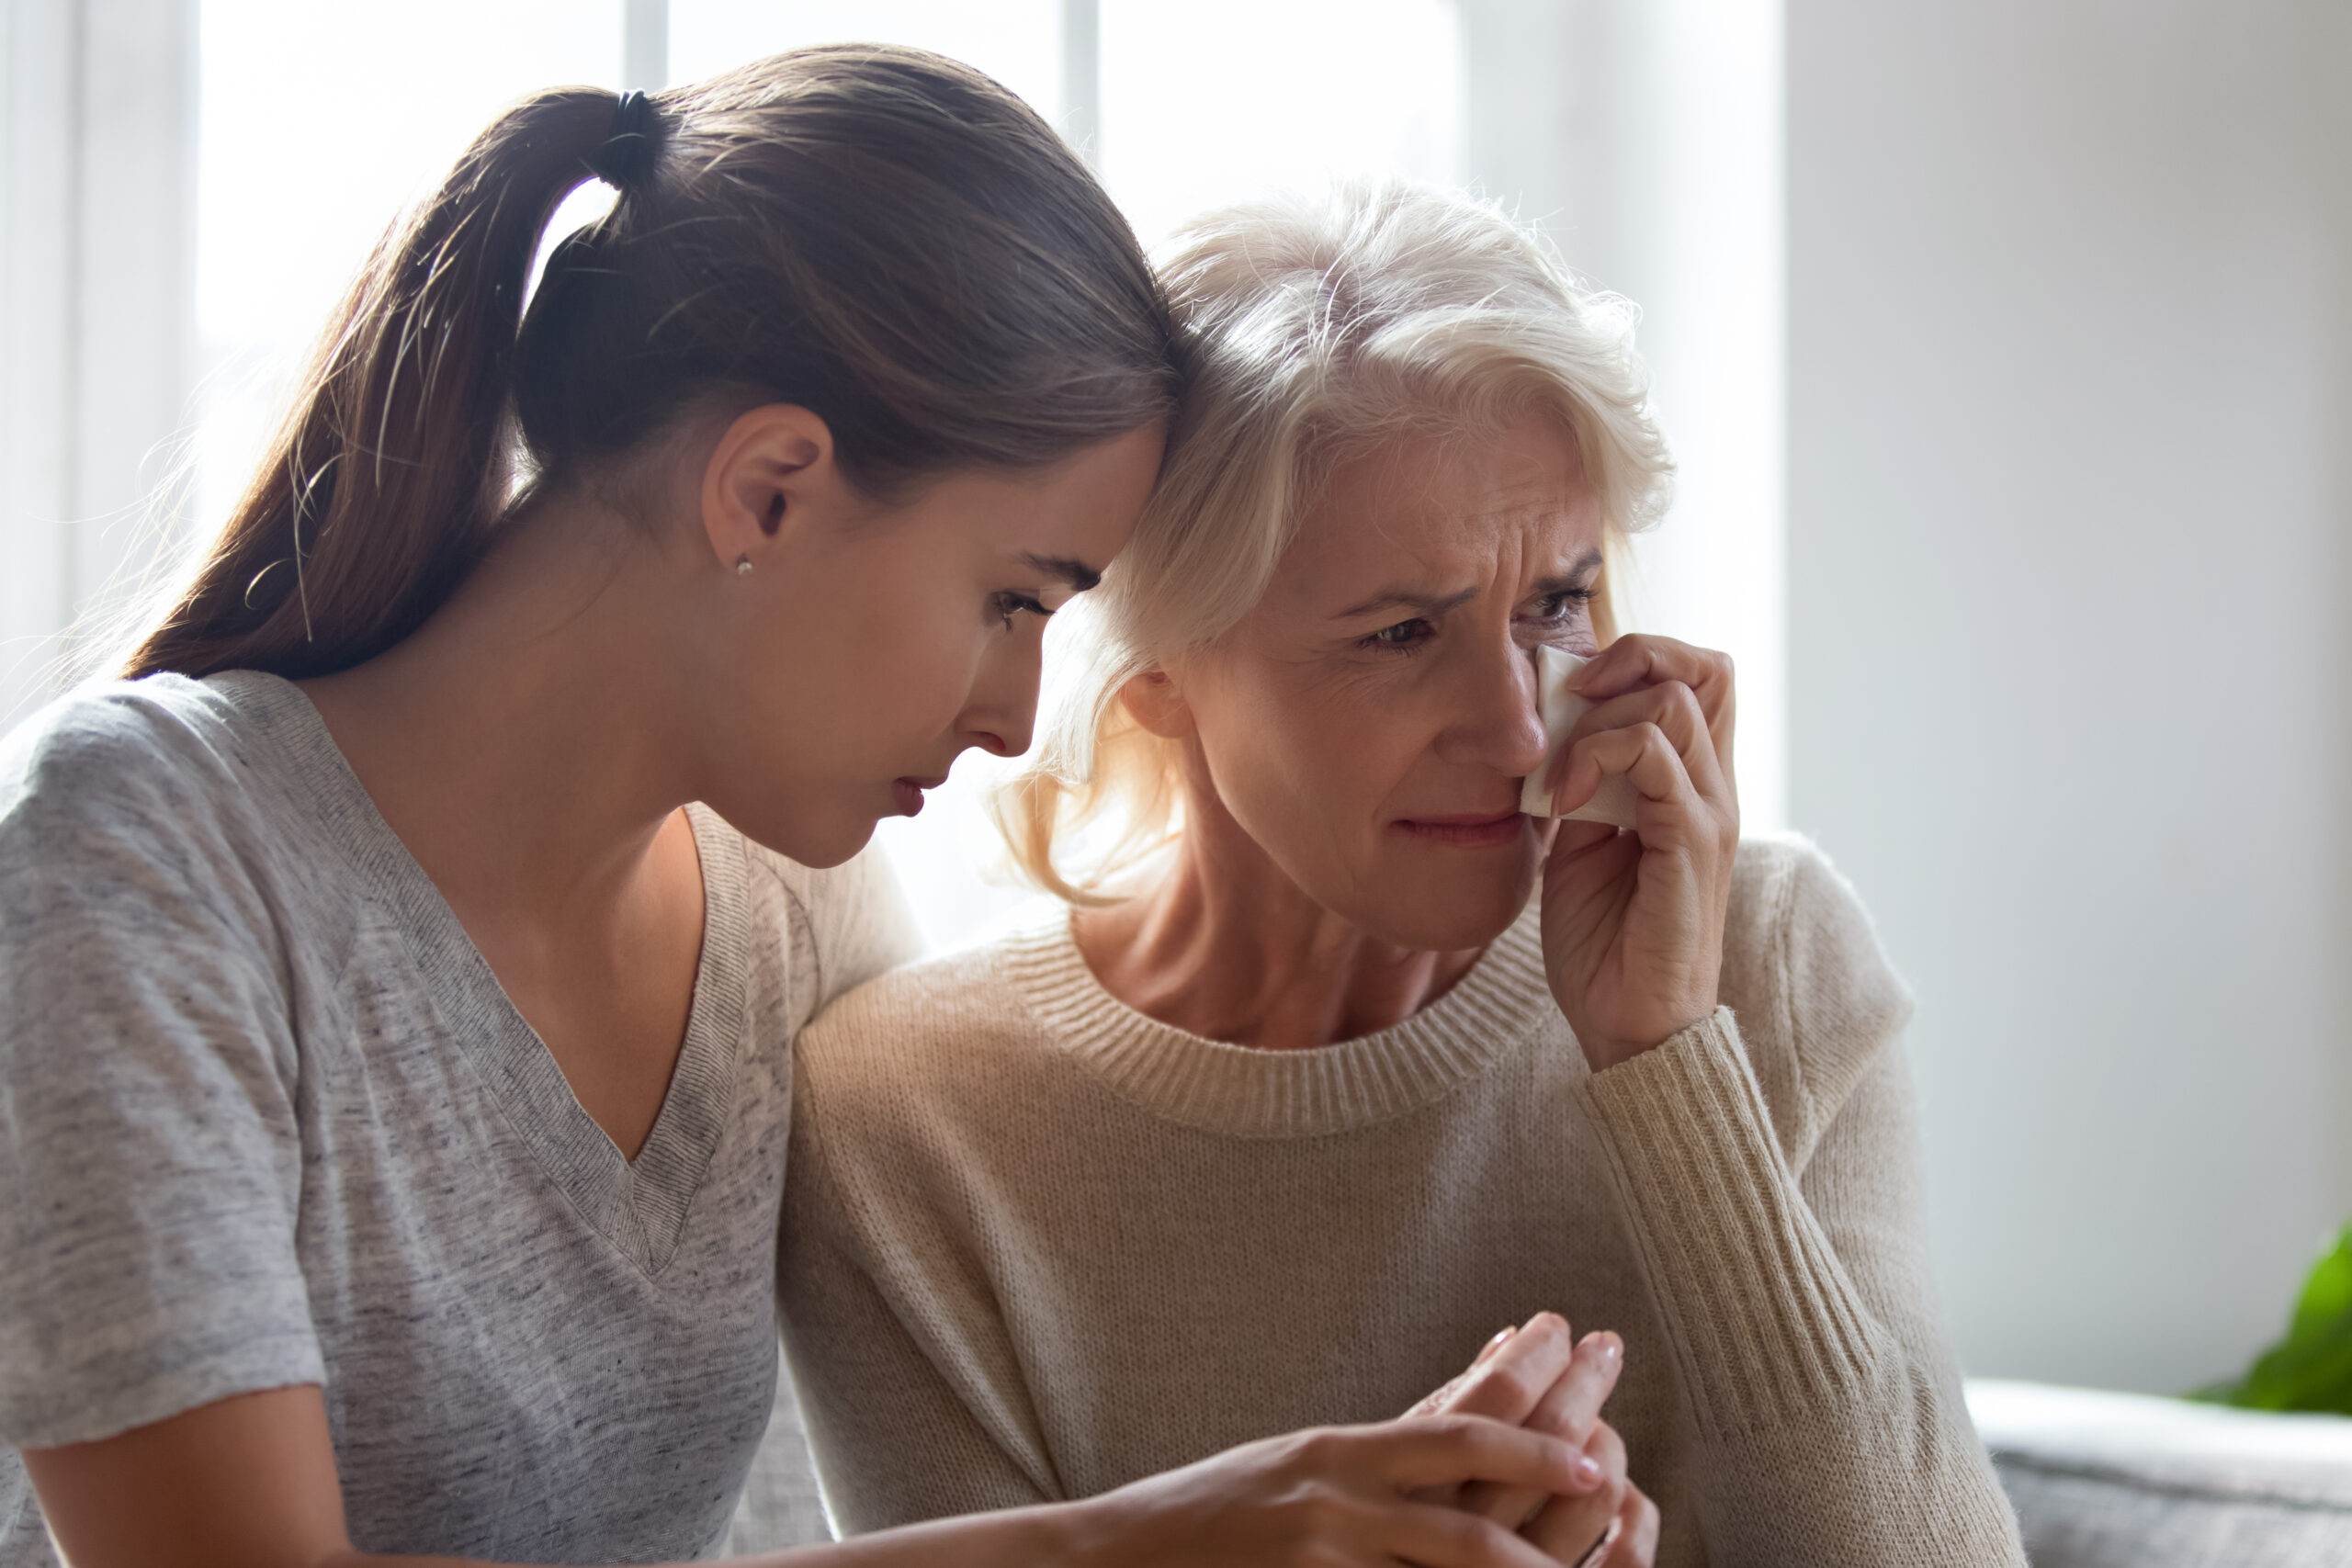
[1435,1315,1578,1425]
[1404,1325,1517,1420]
[1594,1483,1660,1567]
[1521,1419,1632,1565]
[1456,1332,1623,1528]
[1408,1314,1579,1508]
[1525,1333,1622,1447]
[1547,723,1708,831]
[1567,635,1735,741]
[1547,681,1731,813]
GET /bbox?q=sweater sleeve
[777,1021,1054,1535]
[1576,848,2025,1567]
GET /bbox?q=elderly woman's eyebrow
[1021,553,1105,593]
[1332,550,1606,622]
[1530,553,1607,598]
[1554,547,1606,581]
[1331,584,1481,621]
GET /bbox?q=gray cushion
[1969,1379,2352,1568]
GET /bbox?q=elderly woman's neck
[1071,817,1485,1052]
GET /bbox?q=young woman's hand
[1062,1411,1592,1568]
[1537,635,1739,1072]
[1406,1315,1655,1567]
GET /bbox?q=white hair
[994,179,1675,901]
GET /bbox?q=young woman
[0,51,1600,1568]
[775,183,2031,1566]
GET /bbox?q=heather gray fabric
[0,672,919,1565]
[1971,1380,2352,1568]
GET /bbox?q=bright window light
[670,1,1063,120]
[194,1,622,536]
[1099,0,1461,248]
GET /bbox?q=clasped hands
[1405,1313,1658,1568]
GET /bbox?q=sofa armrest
[1966,1378,2352,1567]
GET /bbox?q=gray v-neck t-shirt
[0,672,920,1563]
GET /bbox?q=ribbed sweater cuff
[1579,1009,1889,1436]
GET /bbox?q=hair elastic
[589,91,661,191]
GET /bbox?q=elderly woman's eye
[1363,618,1432,652]
[1532,587,1596,625]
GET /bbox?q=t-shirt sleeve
[802,845,925,1010]
[0,699,322,1450]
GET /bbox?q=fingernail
[1475,1326,1514,1364]
[1573,1454,1604,1488]
[1597,1333,1623,1365]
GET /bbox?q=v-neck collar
[213,670,751,1277]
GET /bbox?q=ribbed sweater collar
[997,903,1558,1139]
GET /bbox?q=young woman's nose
[1432,637,1550,780]
[957,629,1044,760]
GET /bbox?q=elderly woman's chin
[1340,817,1546,954]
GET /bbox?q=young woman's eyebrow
[1022,553,1104,592]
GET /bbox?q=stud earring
[734,554,753,577]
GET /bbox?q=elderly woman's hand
[1404,1314,1658,1567]
[1536,634,1739,1072]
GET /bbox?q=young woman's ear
[697,404,844,574]
[1117,668,1195,740]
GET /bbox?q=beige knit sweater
[778,837,2027,1566]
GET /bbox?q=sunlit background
[2,0,2346,1412]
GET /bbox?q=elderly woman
[775,184,2027,1567]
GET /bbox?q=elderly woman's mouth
[1390,809,1531,848]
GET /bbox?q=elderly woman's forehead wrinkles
[1313,531,1589,624]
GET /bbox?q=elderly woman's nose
[1432,641,1550,777]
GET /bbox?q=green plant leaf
[2196,1222,2352,1416]
[2290,1227,2352,1338]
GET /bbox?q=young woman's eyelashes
[992,591,1057,632]
[1354,583,1597,656]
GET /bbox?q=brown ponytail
[126,46,1181,680]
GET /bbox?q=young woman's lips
[1392,809,1528,849]
[892,777,945,817]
